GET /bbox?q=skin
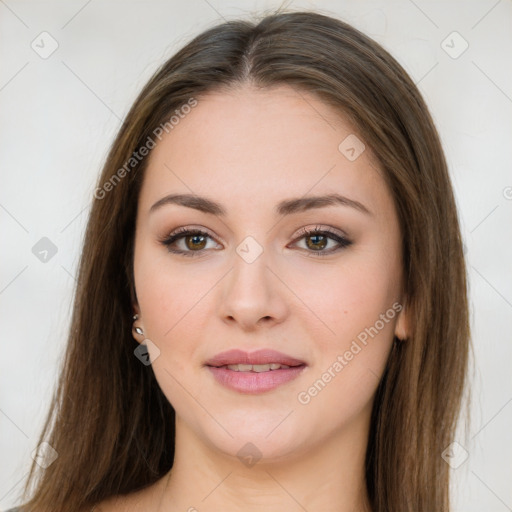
[98,83,409,512]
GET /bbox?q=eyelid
[162,224,348,242]
[160,224,352,257]
[291,224,348,240]
[158,225,223,255]
[162,225,223,244]
[288,225,352,255]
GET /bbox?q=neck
[159,411,373,511]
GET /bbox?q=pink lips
[205,349,306,367]
[205,349,307,394]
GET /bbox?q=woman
[9,8,470,512]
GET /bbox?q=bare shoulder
[92,476,168,512]
[91,494,128,512]
[92,492,144,512]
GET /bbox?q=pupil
[307,234,326,250]
[187,234,206,250]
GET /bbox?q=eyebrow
[149,192,372,217]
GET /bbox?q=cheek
[134,244,213,341]
[289,250,400,350]
[340,267,399,345]
[288,252,400,423]
[133,247,213,408]
[293,267,397,428]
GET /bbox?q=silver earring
[134,326,144,335]
[133,314,139,321]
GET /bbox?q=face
[132,84,408,462]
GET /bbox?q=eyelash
[159,225,352,258]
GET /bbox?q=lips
[223,363,292,372]
[205,349,307,394]
[204,349,306,368]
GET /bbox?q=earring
[132,314,144,336]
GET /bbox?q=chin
[192,411,312,464]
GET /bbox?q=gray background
[1,0,511,510]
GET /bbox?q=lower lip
[207,365,306,394]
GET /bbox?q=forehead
[138,84,389,218]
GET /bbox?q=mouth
[210,362,304,372]
[205,349,307,394]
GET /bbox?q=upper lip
[205,349,306,367]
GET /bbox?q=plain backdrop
[1,0,511,510]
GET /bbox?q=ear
[394,301,409,341]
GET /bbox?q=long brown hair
[17,8,470,511]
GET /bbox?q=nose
[218,247,289,331]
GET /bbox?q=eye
[290,225,352,256]
[159,225,352,257]
[159,227,221,257]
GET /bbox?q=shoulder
[91,488,151,512]
[94,474,169,512]
[3,496,137,512]
[3,507,99,512]
[4,476,168,512]
[3,503,118,512]
[90,496,128,512]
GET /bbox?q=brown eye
[184,233,207,251]
[291,226,352,256]
[161,228,220,257]
[305,233,328,251]
[161,226,351,258]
